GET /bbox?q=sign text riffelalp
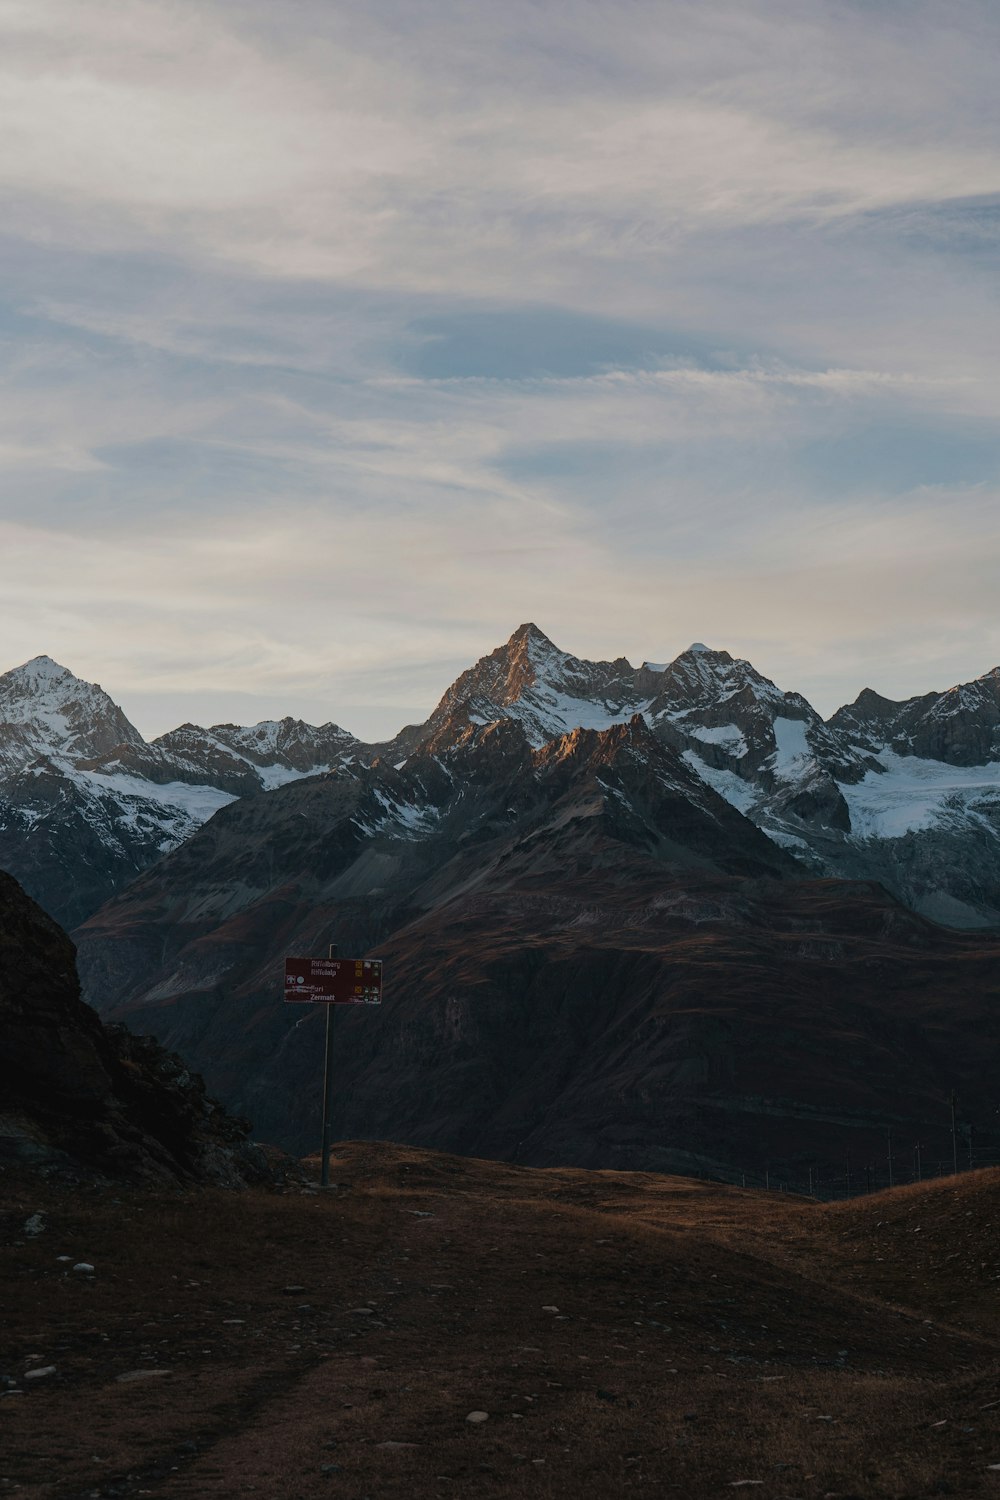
[284,956,383,1005]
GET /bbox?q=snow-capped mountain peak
[10,653,68,684]
[0,654,365,927]
[417,623,643,750]
[0,655,145,773]
[649,644,786,713]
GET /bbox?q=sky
[1,0,999,741]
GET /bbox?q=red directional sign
[284,956,383,1005]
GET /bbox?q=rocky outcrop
[0,869,269,1183]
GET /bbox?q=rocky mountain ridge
[830,668,1000,766]
[0,656,361,927]
[4,627,1000,930]
[387,625,1000,927]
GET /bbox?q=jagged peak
[0,655,145,762]
[507,621,556,649]
[674,642,733,660]
[504,622,573,675]
[3,654,77,686]
[941,664,1000,696]
[655,642,785,710]
[0,655,120,711]
[842,686,904,714]
[672,645,740,671]
[23,653,64,671]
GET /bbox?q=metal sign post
[321,945,337,1188]
[284,947,384,1188]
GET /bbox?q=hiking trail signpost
[284,947,383,1186]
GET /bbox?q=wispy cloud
[0,0,998,733]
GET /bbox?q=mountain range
[0,623,974,1182]
[3,625,1000,929]
[0,654,359,928]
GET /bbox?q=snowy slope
[841,751,1000,840]
[0,656,360,926]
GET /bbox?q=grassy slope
[4,1147,1000,1499]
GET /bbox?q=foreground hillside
[5,1145,1000,1499]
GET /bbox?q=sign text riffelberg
[284,956,383,1005]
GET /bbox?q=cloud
[2,0,1000,293]
[0,0,998,733]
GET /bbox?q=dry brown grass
[3,1146,1000,1499]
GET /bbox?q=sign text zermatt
[284,956,383,1005]
[283,946,384,1186]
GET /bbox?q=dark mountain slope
[75,719,795,1150]
[75,715,1000,1181]
[0,869,265,1183]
